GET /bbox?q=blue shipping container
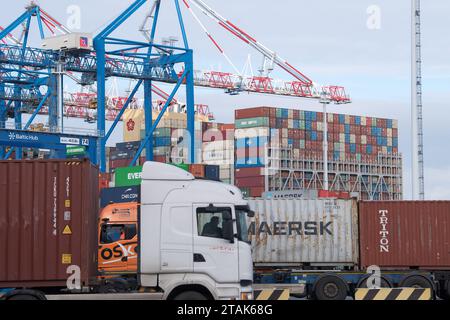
[100,186,140,208]
[205,165,220,181]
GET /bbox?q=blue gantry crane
[0,0,196,171]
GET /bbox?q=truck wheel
[357,275,392,288]
[173,291,208,300]
[5,290,46,300]
[443,280,450,300]
[399,274,434,290]
[313,275,348,300]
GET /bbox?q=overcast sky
[2,0,450,200]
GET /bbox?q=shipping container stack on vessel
[122,108,204,165]
[107,107,236,186]
[234,106,402,200]
[202,122,235,184]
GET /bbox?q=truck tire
[443,280,450,300]
[357,275,392,288]
[313,275,348,300]
[5,289,46,300]
[399,274,434,290]
[173,290,208,300]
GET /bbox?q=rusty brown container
[235,107,271,119]
[0,159,99,288]
[359,201,450,270]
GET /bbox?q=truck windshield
[235,206,250,244]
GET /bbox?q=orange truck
[98,202,139,277]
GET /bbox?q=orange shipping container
[189,164,205,178]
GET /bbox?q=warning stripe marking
[355,288,432,300]
[254,289,290,300]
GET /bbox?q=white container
[247,199,359,266]
[42,33,93,50]
[235,127,269,139]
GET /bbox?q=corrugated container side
[247,199,359,266]
[0,160,99,287]
[359,201,450,269]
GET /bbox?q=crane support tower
[412,0,425,200]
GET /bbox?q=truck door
[193,204,239,283]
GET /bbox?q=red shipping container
[249,187,265,198]
[359,201,450,269]
[288,129,295,139]
[269,118,276,127]
[312,122,317,130]
[235,167,264,178]
[153,155,166,163]
[382,128,387,136]
[317,113,323,122]
[235,107,270,119]
[350,116,355,125]
[0,160,98,287]
[110,158,132,169]
[235,176,265,188]
[366,118,372,126]
[339,124,345,132]
[269,108,277,119]
[393,128,398,137]
[293,110,299,119]
[220,123,235,131]
[299,130,305,139]
[334,114,339,122]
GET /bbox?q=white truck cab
[139,162,254,300]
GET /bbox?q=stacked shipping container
[234,106,400,198]
[202,122,235,184]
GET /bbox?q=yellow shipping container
[339,133,345,143]
[123,108,144,142]
[360,116,366,126]
[327,114,334,123]
[317,122,323,131]
[392,120,398,129]
[387,128,392,137]
[361,135,367,145]
[345,115,350,124]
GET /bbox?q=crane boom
[186,0,313,85]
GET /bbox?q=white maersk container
[42,33,93,51]
[247,199,359,267]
